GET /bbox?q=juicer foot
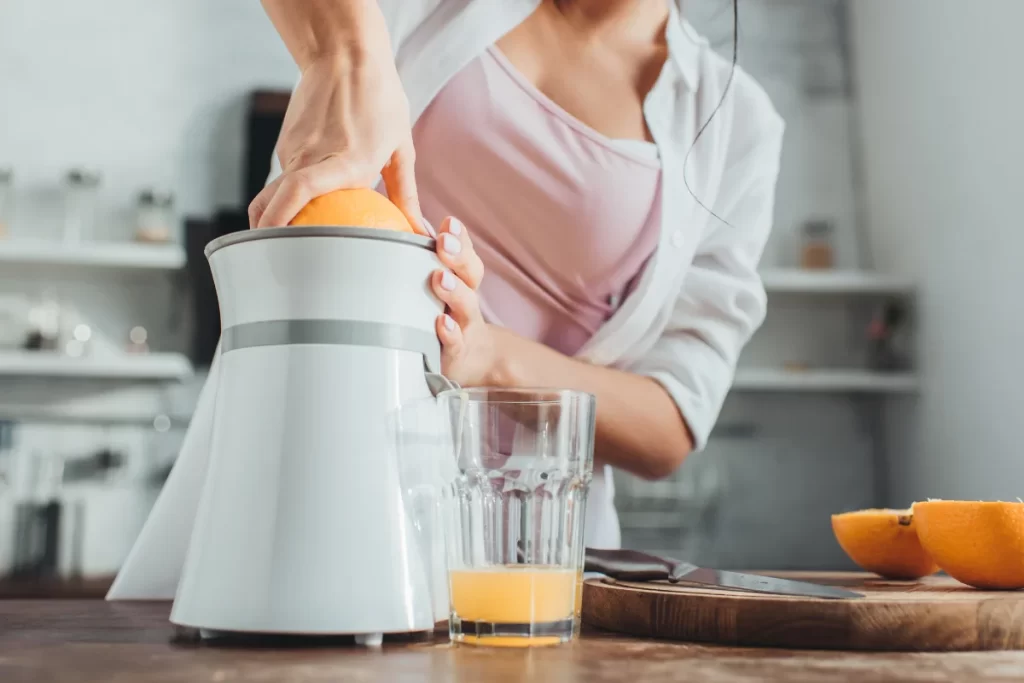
[355,632,384,647]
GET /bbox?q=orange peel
[289,188,414,233]
[831,508,940,580]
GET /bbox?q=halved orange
[912,500,1024,590]
[288,188,414,233]
[831,508,940,580]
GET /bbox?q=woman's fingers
[381,137,429,236]
[432,269,481,328]
[432,217,486,379]
[255,155,366,229]
[256,171,311,228]
[436,313,463,361]
[436,217,484,290]
[247,174,285,228]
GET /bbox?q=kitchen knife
[584,548,863,600]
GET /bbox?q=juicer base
[171,625,429,646]
[354,633,384,647]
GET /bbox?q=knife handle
[584,548,674,582]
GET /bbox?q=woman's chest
[412,50,663,294]
[495,17,667,143]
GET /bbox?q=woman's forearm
[490,327,694,480]
[261,0,391,70]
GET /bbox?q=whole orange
[831,508,940,580]
[288,188,414,233]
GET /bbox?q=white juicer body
[135,227,450,635]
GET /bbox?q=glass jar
[0,168,13,239]
[24,290,63,352]
[62,169,101,244]
[800,219,835,270]
[126,325,149,354]
[134,189,176,243]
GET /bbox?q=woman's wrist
[483,325,524,388]
[263,0,391,71]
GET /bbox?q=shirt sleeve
[632,97,785,452]
[375,0,445,55]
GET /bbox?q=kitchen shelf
[760,269,914,296]
[732,368,919,394]
[0,404,191,427]
[0,240,186,270]
[0,351,193,381]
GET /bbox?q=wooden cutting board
[581,571,1024,652]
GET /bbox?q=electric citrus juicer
[107,223,456,641]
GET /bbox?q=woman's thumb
[382,139,430,236]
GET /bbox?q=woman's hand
[429,217,499,386]
[249,1,425,233]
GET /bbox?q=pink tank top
[413,47,662,357]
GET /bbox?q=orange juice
[449,565,581,624]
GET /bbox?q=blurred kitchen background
[0,0,1020,596]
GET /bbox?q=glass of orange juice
[436,388,596,647]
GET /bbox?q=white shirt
[268,0,785,549]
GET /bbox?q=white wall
[850,1,1024,502]
[0,0,297,237]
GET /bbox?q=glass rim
[436,386,596,406]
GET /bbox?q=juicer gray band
[220,319,442,374]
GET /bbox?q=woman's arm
[490,330,694,480]
[261,0,386,70]
[251,0,424,232]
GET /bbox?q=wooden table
[0,576,113,600]
[2,601,1024,683]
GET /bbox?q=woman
[249,0,784,549]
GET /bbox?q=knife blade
[584,548,862,600]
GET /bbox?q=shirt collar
[665,1,702,92]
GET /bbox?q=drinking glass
[437,388,596,647]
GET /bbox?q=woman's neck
[548,0,670,42]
